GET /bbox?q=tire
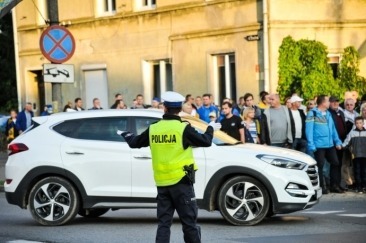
[28,176,79,226]
[266,209,275,218]
[218,176,269,226]
[78,208,110,218]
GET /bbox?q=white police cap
[161,91,185,108]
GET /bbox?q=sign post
[43,63,74,83]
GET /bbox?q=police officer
[118,91,219,243]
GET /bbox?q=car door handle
[133,155,151,159]
[65,151,84,155]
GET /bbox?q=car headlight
[256,154,306,170]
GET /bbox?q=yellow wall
[12,0,366,111]
[267,0,366,93]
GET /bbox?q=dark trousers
[292,138,307,153]
[353,157,366,188]
[271,143,287,148]
[314,147,340,189]
[156,177,201,243]
[335,149,344,187]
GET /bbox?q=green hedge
[277,36,366,102]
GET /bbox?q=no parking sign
[40,25,75,64]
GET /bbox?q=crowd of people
[5,91,366,195]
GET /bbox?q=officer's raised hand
[117,130,134,142]
[208,121,222,131]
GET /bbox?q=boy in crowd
[342,116,366,193]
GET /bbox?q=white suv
[4,109,321,226]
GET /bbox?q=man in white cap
[288,94,307,153]
[118,91,220,243]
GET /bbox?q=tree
[277,36,337,101]
[0,12,18,113]
[337,46,366,97]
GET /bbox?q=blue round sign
[40,25,75,64]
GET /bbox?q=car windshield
[180,114,239,145]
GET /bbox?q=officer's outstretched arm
[183,125,213,149]
[118,129,150,148]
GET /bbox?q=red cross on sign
[40,25,75,64]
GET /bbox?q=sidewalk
[0,151,8,192]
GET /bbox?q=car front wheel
[28,176,79,226]
[218,176,269,226]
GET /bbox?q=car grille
[307,165,319,187]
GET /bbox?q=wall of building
[13,0,366,112]
[14,0,262,110]
[267,0,366,93]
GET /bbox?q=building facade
[12,0,366,113]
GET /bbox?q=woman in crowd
[360,103,366,129]
[242,107,260,144]
[63,101,73,112]
[306,99,316,113]
[112,99,128,109]
[258,91,270,111]
[284,97,292,109]
[5,109,19,143]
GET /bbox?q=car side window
[134,117,159,135]
[53,117,128,142]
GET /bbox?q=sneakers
[322,188,329,194]
[346,184,356,191]
[339,186,347,192]
[355,187,364,194]
[329,186,345,193]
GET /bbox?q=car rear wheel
[218,176,269,226]
[28,176,79,226]
[78,208,110,218]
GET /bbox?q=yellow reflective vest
[149,119,195,186]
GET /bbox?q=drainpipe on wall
[263,0,270,92]
[12,10,22,112]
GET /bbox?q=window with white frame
[142,59,172,103]
[134,0,156,11]
[212,53,237,104]
[95,0,116,17]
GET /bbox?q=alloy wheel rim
[224,181,264,221]
[33,183,71,221]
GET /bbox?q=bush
[337,46,366,97]
[277,36,337,101]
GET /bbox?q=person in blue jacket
[16,102,34,133]
[197,94,219,123]
[305,95,343,194]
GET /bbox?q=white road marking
[337,214,366,218]
[302,210,345,214]
[7,241,44,243]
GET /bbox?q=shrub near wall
[277,36,337,101]
[337,46,366,97]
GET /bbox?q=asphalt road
[0,151,6,192]
[0,192,365,243]
[0,151,6,180]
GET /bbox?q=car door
[130,117,207,198]
[130,116,157,198]
[58,117,132,197]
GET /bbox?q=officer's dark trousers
[156,177,201,243]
